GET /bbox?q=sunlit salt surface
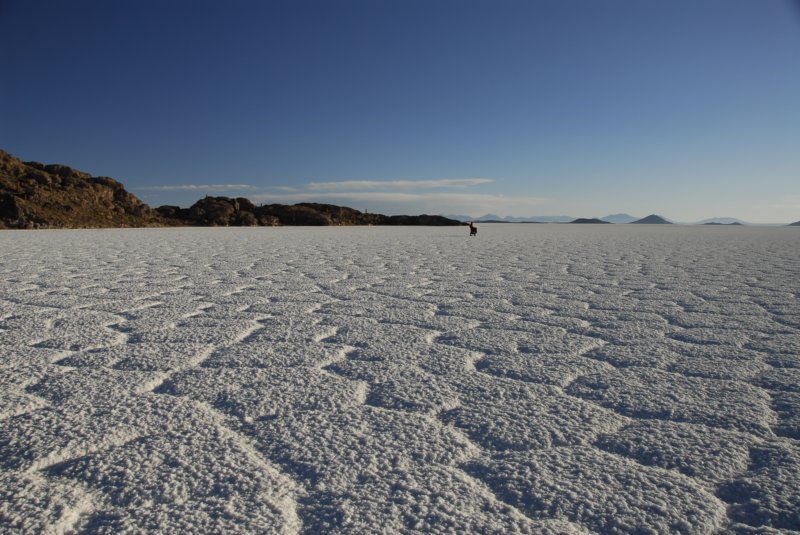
[1,225,798,534]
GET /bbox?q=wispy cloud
[134,177,549,218]
[136,184,256,191]
[249,191,549,216]
[307,178,493,191]
[269,185,300,193]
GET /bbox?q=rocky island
[0,150,460,229]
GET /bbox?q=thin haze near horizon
[1,1,799,223]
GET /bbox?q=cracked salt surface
[1,225,799,533]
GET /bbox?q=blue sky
[2,0,799,222]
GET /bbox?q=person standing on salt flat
[469,222,477,236]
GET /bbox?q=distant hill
[446,214,574,223]
[630,214,672,224]
[1,150,462,229]
[698,217,748,225]
[522,215,575,223]
[159,198,461,227]
[476,213,504,221]
[703,222,743,226]
[445,214,476,222]
[570,218,611,224]
[600,213,638,224]
[0,149,163,229]
[789,221,800,226]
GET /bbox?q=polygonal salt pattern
[1,225,799,533]
[593,419,756,487]
[0,394,227,472]
[124,317,265,345]
[764,352,800,369]
[668,326,756,347]
[662,310,784,332]
[573,310,678,342]
[328,333,482,377]
[474,352,613,387]
[324,357,460,414]
[666,345,771,381]
[567,368,776,437]
[441,374,628,451]
[725,524,800,535]
[26,367,165,405]
[436,323,603,358]
[463,446,727,534]
[0,308,65,347]
[753,367,800,393]
[718,441,800,530]
[201,339,347,369]
[746,333,800,355]
[159,366,366,420]
[771,392,800,439]
[46,431,299,533]
[0,389,49,420]
[251,406,475,487]
[295,464,589,535]
[29,310,128,352]
[0,472,96,534]
[582,339,685,369]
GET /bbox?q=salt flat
[1,225,798,534]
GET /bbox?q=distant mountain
[474,214,529,222]
[570,218,611,224]
[524,215,575,223]
[703,222,743,226]
[479,213,507,221]
[698,217,748,225]
[600,213,638,224]
[445,214,575,223]
[789,221,800,226]
[445,214,475,222]
[630,214,672,224]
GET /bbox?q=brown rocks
[0,150,163,229]
[1,150,463,229]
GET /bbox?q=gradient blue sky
[2,0,799,222]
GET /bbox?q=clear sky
[2,0,799,222]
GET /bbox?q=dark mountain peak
[630,214,672,224]
[600,213,638,223]
[570,218,611,224]
[698,217,747,225]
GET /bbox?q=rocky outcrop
[160,198,462,227]
[157,197,273,227]
[570,218,611,224]
[1,150,463,229]
[0,150,164,229]
[260,202,383,226]
[630,214,672,224]
[378,213,463,226]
